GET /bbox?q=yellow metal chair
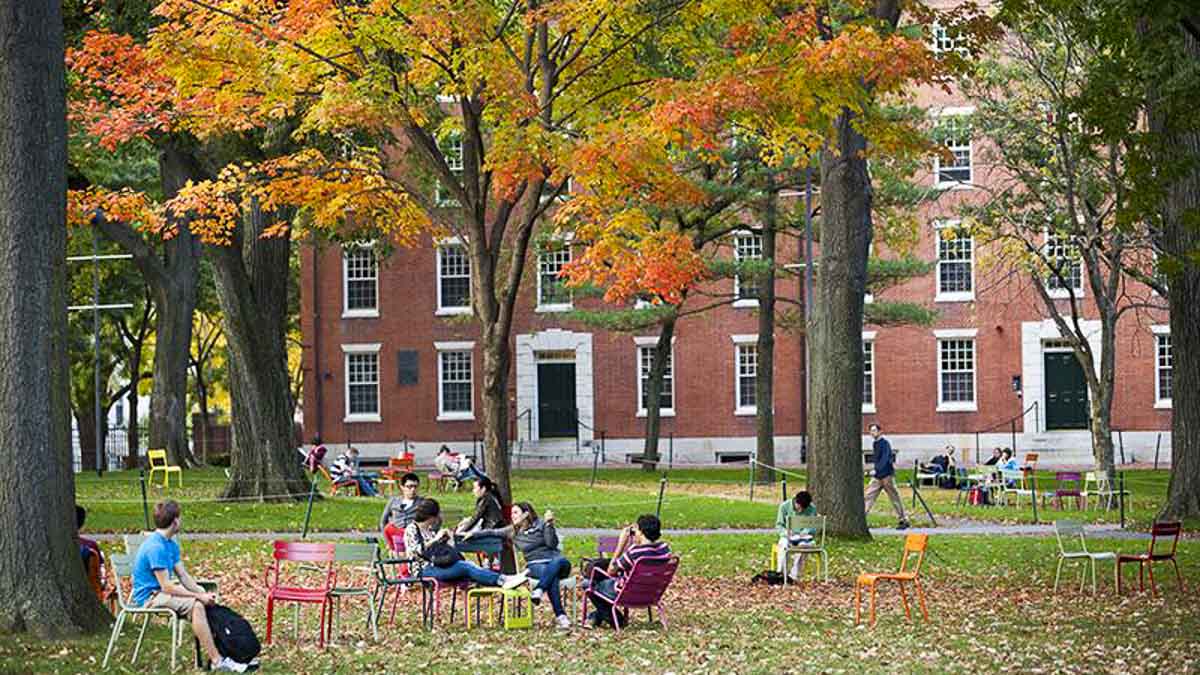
[147,449,182,488]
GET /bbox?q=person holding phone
[512,502,572,629]
[585,514,671,628]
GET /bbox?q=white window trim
[733,339,758,416]
[341,244,380,319]
[435,238,472,316]
[1152,325,1172,409]
[933,220,975,303]
[342,343,382,423]
[535,246,574,313]
[932,107,975,190]
[732,231,762,308]
[862,331,877,414]
[1043,229,1085,300]
[634,336,676,418]
[935,332,978,412]
[435,341,476,421]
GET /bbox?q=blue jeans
[419,560,500,586]
[356,476,378,496]
[456,465,487,483]
[527,556,571,617]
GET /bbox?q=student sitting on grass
[775,491,816,580]
[132,500,250,673]
[585,514,671,629]
[404,498,527,589]
[512,502,572,629]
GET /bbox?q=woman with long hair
[512,502,572,629]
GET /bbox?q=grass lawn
[5,533,1200,673]
[75,466,1185,534]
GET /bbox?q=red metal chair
[580,555,679,632]
[264,541,336,648]
[1053,472,1084,510]
[1117,521,1184,597]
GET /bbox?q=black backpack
[205,604,261,664]
[751,570,786,586]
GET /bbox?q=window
[862,334,876,413]
[537,246,572,310]
[436,242,471,314]
[436,136,463,206]
[930,22,965,55]
[733,336,758,414]
[343,344,381,422]
[1045,231,1083,295]
[936,333,977,411]
[935,224,974,301]
[1155,329,1172,408]
[436,342,474,420]
[933,114,972,186]
[342,245,379,317]
[733,232,762,305]
[636,341,675,417]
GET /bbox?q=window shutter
[397,350,418,385]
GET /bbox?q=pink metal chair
[580,555,679,632]
[1053,472,1084,510]
[382,531,470,625]
[264,541,336,649]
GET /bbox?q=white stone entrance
[1021,319,1101,434]
[515,330,594,443]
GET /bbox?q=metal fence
[72,426,147,473]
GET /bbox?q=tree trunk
[0,0,108,634]
[96,139,204,468]
[126,364,140,465]
[1151,17,1200,520]
[641,315,676,473]
[480,327,512,503]
[755,180,778,484]
[1087,315,1118,474]
[808,109,873,539]
[209,203,308,500]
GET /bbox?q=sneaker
[501,571,529,590]
[582,611,599,629]
[530,588,544,604]
[897,520,910,530]
[555,614,572,629]
[212,657,248,673]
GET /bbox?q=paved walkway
[91,521,1149,541]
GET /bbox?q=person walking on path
[864,423,909,529]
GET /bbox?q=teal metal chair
[1053,520,1116,593]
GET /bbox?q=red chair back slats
[274,541,336,562]
[612,556,678,608]
[1151,521,1182,557]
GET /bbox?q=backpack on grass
[750,570,786,586]
[205,604,261,664]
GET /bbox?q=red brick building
[299,27,1173,470]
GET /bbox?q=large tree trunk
[641,315,676,473]
[0,0,108,634]
[1152,17,1200,520]
[480,327,512,502]
[808,109,874,539]
[755,181,778,483]
[210,204,308,500]
[97,139,204,468]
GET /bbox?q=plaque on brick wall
[397,350,418,385]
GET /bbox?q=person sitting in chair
[404,498,527,589]
[585,514,671,629]
[131,500,250,673]
[332,447,377,497]
[379,472,422,547]
[774,491,816,580]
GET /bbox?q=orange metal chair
[318,465,360,496]
[1117,521,1184,597]
[854,534,930,627]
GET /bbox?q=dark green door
[1044,352,1089,430]
[537,363,577,437]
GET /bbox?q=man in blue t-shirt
[863,423,910,529]
[132,500,248,672]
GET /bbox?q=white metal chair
[782,515,828,583]
[1083,471,1125,510]
[102,553,187,671]
[1000,469,1036,506]
[1053,520,1116,593]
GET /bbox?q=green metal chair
[1053,520,1116,593]
[327,543,380,641]
[782,515,828,584]
[102,554,187,671]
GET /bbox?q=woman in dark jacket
[512,502,572,628]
